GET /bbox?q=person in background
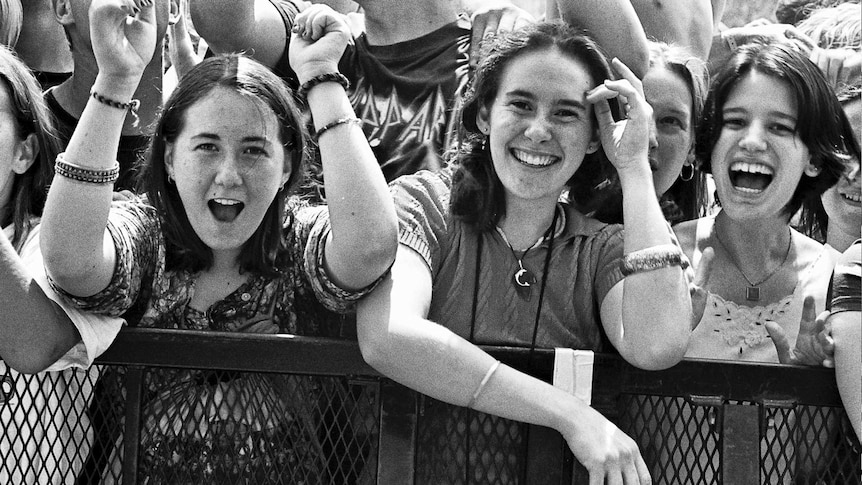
[0,0,23,47]
[44,0,170,190]
[357,21,695,484]
[13,0,73,89]
[0,43,124,484]
[39,1,397,480]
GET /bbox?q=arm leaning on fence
[356,245,651,485]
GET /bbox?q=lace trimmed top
[685,215,839,362]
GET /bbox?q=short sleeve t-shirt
[390,169,626,350]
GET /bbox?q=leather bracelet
[54,153,120,185]
[298,72,350,100]
[90,89,141,126]
[620,244,690,277]
[313,117,362,141]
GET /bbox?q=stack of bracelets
[54,153,120,185]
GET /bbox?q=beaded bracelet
[620,244,690,277]
[54,153,120,185]
[90,89,141,126]
[313,117,362,141]
[466,360,501,409]
[298,72,350,100]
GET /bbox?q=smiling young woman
[674,42,856,362]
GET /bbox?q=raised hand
[688,247,714,330]
[586,58,653,176]
[89,0,158,82]
[766,296,835,366]
[468,1,535,69]
[288,4,352,84]
[561,405,651,485]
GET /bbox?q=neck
[713,211,792,267]
[826,222,859,253]
[361,0,458,45]
[210,248,243,274]
[498,197,559,251]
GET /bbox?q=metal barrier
[0,327,858,484]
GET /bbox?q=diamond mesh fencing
[1,338,860,484]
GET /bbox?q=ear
[280,153,293,189]
[475,104,491,135]
[52,0,74,26]
[10,133,39,175]
[686,146,696,164]
[586,130,600,154]
[804,160,821,177]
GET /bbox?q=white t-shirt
[1,222,124,484]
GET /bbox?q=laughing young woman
[675,42,855,362]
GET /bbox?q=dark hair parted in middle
[140,54,309,276]
[450,21,617,231]
[696,42,856,220]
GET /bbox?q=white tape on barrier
[552,349,594,406]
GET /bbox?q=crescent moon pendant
[514,268,532,287]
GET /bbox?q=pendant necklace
[494,208,559,302]
[712,227,793,302]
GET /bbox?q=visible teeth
[512,149,557,167]
[841,192,862,202]
[212,198,241,205]
[730,161,773,175]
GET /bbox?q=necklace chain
[712,225,793,300]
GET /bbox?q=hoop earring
[680,161,694,182]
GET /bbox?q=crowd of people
[0,0,859,483]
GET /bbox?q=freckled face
[643,66,694,196]
[165,87,291,256]
[711,71,811,221]
[476,47,599,208]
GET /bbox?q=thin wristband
[313,117,362,142]
[466,360,501,409]
[722,31,738,52]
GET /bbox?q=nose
[738,121,767,152]
[648,118,659,151]
[213,154,243,186]
[524,115,552,143]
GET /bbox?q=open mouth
[729,161,773,193]
[839,191,862,204]
[208,198,245,223]
[511,148,559,168]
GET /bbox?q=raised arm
[0,230,79,373]
[188,0,288,68]
[289,5,397,290]
[630,0,715,60]
[588,58,692,370]
[357,245,650,483]
[550,0,649,77]
[41,0,157,297]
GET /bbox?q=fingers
[800,295,817,331]
[765,320,793,364]
[635,453,651,485]
[292,4,349,41]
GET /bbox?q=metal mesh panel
[415,397,526,485]
[88,366,379,484]
[617,394,861,485]
[0,363,103,485]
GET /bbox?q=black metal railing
[0,327,858,484]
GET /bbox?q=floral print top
[51,197,378,483]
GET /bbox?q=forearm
[41,73,133,295]
[169,20,199,79]
[308,80,397,290]
[617,167,691,368]
[555,0,649,76]
[831,313,861,441]
[0,231,79,374]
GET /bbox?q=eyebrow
[190,133,273,144]
[722,106,797,123]
[505,89,588,112]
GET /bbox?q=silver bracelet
[54,153,120,185]
[620,244,689,277]
[466,360,501,409]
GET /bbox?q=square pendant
[746,286,760,302]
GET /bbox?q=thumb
[765,320,793,364]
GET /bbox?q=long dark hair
[139,54,308,275]
[696,42,854,221]
[449,21,617,231]
[0,45,62,251]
